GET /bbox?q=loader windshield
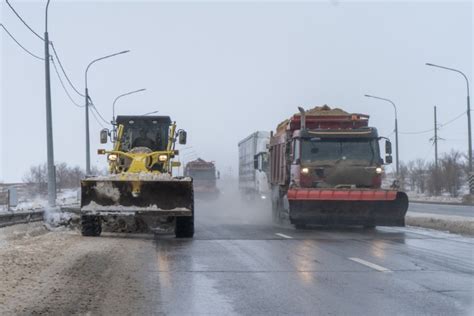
[118,119,169,152]
[301,138,379,165]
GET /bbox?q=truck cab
[269,106,407,227]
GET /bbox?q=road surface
[0,192,472,315]
[409,202,474,218]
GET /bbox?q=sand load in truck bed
[81,174,193,216]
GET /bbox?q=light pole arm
[85,50,130,90]
[112,88,147,121]
[426,63,470,97]
[45,0,51,32]
[364,94,398,119]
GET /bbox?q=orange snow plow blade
[287,189,408,227]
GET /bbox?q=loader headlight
[108,154,118,161]
[158,154,168,162]
[301,167,309,175]
[375,167,383,174]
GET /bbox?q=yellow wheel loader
[80,115,194,238]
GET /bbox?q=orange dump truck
[184,159,220,199]
[269,106,408,228]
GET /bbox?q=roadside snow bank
[407,212,474,236]
[11,189,79,213]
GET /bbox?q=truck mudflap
[287,188,408,226]
[81,177,193,216]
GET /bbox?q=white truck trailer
[238,131,270,199]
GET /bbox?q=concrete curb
[406,213,474,236]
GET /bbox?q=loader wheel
[175,215,194,238]
[81,215,102,237]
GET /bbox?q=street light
[84,50,130,175]
[111,88,146,140]
[44,0,56,206]
[112,88,147,123]
[426,63,472,184]
[365,94,400,176]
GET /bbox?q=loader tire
[81,215,102,237]
[175,215,194,238]
[175,197,194,238]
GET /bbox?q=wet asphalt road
[1,191,473,315]
[408,202,474,218]
[154,201,474,315]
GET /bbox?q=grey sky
[1,0,472,182]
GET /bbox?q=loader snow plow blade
[287,189,408,227]
[81,176,193,216]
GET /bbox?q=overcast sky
[1,0,472,182]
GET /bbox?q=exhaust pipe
[298,107,306,130]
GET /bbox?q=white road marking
[275,233,293,239]
[348,257,392,272]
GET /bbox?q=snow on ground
[3,189,79,214]
[406,192,463,204]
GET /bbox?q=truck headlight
[301,167,309,174]
[375,167,383,174]
[108,154,118,161]
[158,154,168,162]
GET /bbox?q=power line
[91,104,110,126]
[50,42,85,97]
[89,106,106,129]
[439,111,465,128]
[399,128,434,135]
[88,96,111,126]
[51,57,84,108]
[0,23,43,60]
[5,0,44,41]
[399,111,467,135]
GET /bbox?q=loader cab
[115,115,171,152]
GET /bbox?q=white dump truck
[238,131,271,200]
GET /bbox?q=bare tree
[22,163,47,195]
[439,150,465,197]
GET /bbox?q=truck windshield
[301,138,378,165]
[188,170,215,180]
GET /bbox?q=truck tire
[81,215,102,237]
[175,201,194,238]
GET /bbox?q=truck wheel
[81,215,102,237]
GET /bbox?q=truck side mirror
[178,130,187,145]
[385,155,393,164]
[100,129,109,144]
[385,140,392,155]
[254,155,259,170]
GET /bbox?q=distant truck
[238,131,271,200]
[184,159,219,199]
[269,105,408,228]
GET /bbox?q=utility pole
[85,88,90,175]
[364,94,400,176]
[434,105,438,170]
[84,50,130,175]
[426,63,472,193]
[44,0,56,207]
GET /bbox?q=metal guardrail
[0,210,44,228]
[0,204,80,228]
